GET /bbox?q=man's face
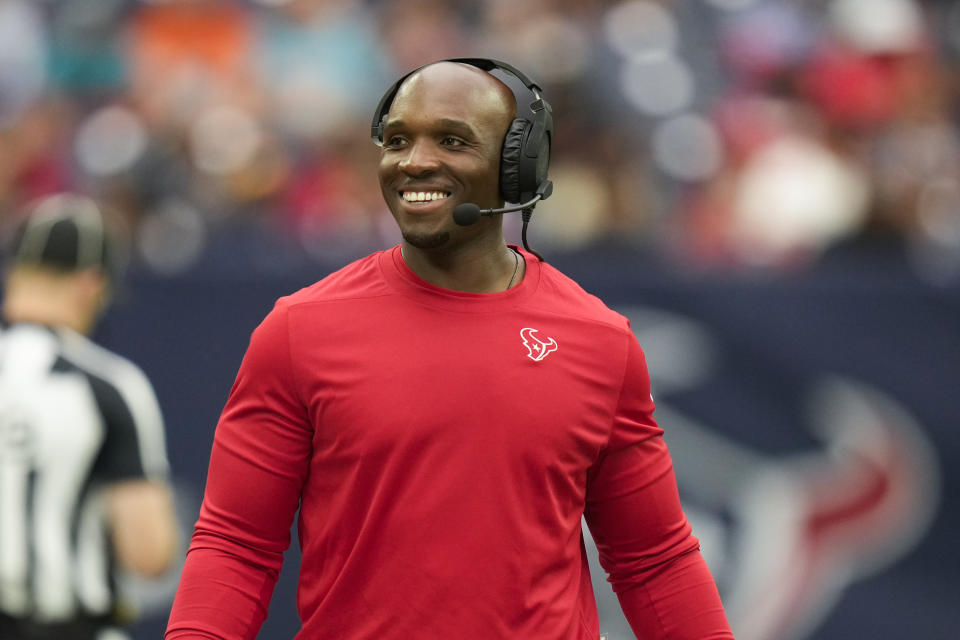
[377,64,514,250]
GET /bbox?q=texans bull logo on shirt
[520,327,558,362]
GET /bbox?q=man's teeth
[402,191,449,202]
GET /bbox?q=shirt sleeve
[166,299,312,640]
[89,361,170,483]
[584,333,734,639]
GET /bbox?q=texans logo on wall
[585,306,941,640]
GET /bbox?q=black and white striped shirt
[0,323,169,628]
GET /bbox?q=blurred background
[1,0,958,638]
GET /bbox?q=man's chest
[296,307,626,473]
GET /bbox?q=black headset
[370,58,553,207]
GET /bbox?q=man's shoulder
[279,250,391,310]
[56,328,153,389]
[1,322,140,380]
[536,261,630,331]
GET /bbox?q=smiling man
[165,60,733,639]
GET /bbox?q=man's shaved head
[392,62,517,130]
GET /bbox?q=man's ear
[75,268,112,313]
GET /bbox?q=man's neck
[400,241,524,293]
[3,271,96,335]
[3,300,91,335]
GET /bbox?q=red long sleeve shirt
[166,246,733,639]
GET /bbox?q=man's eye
[441,137,464,147]
[385,135,406,148]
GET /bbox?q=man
[166,60,733,638]
[0,194,179,640]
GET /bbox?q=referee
[0,194,179,640]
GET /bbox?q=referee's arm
[91,355,180,578]
[107,479,179,576]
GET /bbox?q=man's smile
[400,190,451,203]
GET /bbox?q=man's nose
[398,139,441,176]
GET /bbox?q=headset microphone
[453,190,546,227]
[452,181,553,260]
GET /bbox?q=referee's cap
[10,193,117,278]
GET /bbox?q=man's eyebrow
[435,118,477,137]
[383,118,477,138]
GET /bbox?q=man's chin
[402,230,450,250]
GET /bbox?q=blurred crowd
[1,0,959,281]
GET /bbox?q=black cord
[521,208,544,261]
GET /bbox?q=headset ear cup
[499,119,527,203]
[525,131,550,200]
